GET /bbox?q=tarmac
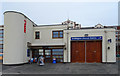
[2,61,119,74]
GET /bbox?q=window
[52,30,63,38]
[39,49,43,55]
[0,38,3,41]
[52,49,63,55]
[52,49,63,62]
[119,32,120,34]
[0,30,3,33]
[45,50,51,55]
[0,49,3,53]
[35,31,40,39]
[0,34,3,38]
[0,45,3,48]
[27,49,30,57]
[0,41,3,44]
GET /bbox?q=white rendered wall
[32,25,67,46]
[64,28,116,63]
[3,12,34,64]
[24,18,34,63]
[3,12,25,64]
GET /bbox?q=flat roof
[65,27,116,30]
[34,24,67,27]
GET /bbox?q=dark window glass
[0,34,3,37]
[52,49,63,55]
[46,56,51,58]
[0,30,3,33]
[52,31,63,38]
[116,32,118,34]
[0,38,3,40]
[53,32,58,34]
[45,50,51,55]
[52,56,63,58]
[0,49,3,53]
[35,31,40,39]
[27,49,30,57]
[0,45,3,48]
[0,41,3,44]
[52,49,63,62]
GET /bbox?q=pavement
[2,61,119,74]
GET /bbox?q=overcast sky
[0,1,118,27]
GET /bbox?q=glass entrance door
[39,49,44,56]
[44,49,52,63]
[32,49,39,58]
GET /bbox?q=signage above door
[71,36,102,40]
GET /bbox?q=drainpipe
[104,31,107,63]
[67,32,69,62]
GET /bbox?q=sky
[0,0,119,27]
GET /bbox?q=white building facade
[3,11,116,65]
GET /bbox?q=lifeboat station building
[3,11,116,65]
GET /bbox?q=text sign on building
[24,20,26,33]
[71,36,102,40]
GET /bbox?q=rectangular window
[52,30,63,38]
[39,49,43,55]
[0,30,3,33]
[0,38,3,41]
[52,49,63,62]
[52,49,63,55]
[0,41,3,44]
[35,31,40,39]
[0,45,3,48]
[27,49,30,57]
[0,34,3,38]
[45,50,51,55]
[0,49,3,53]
